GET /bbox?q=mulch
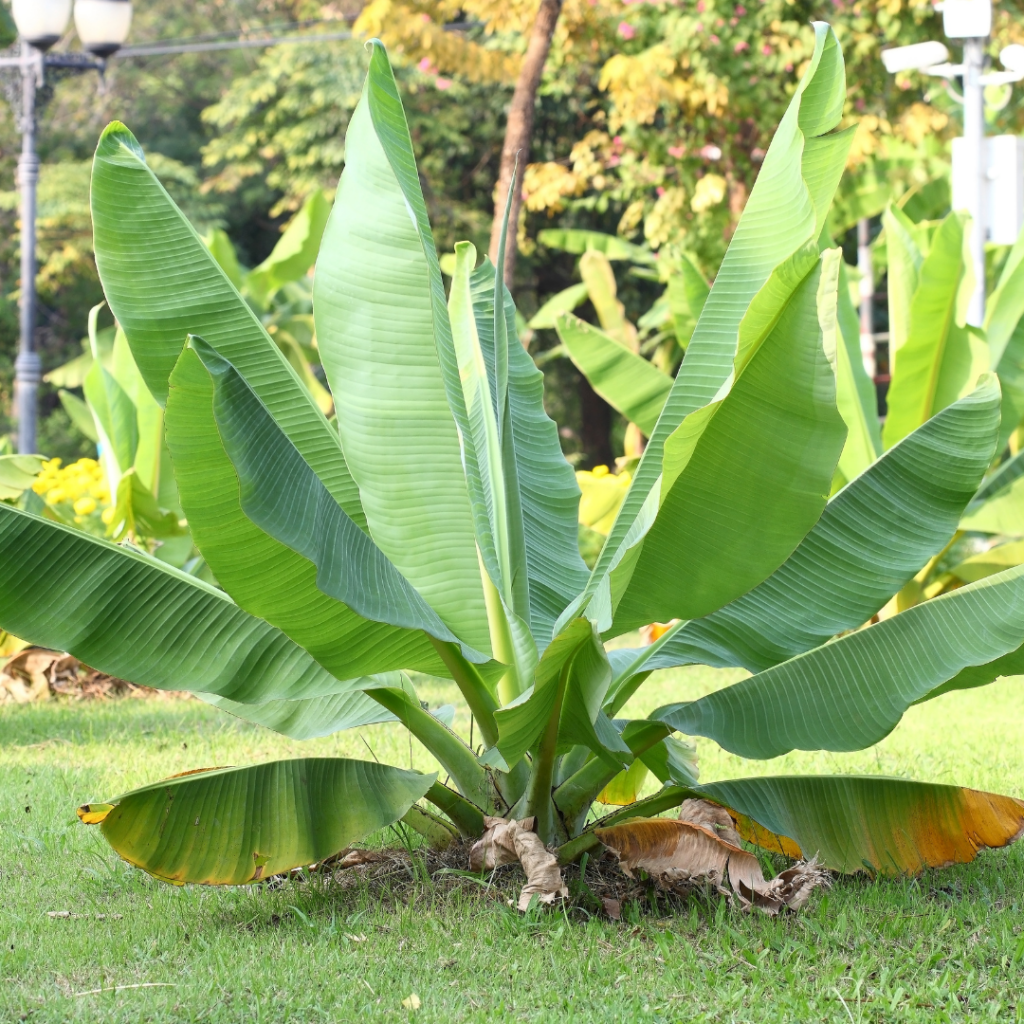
[0,647,192,704]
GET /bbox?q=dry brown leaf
[468,815,534,871]
[594,799,829,915]
[601,896,622,921]
[467,817,567,911]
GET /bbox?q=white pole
[857,218,876,379]
[14,43,41,455]
[962,37,986,327]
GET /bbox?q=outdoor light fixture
[10,0,73,51]
[880,40,950,74]
[74,0,133,58]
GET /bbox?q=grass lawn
[2,664,1023,1023]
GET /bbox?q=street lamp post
[2,0,132,454]
[881,0,1024,327]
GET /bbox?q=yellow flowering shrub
[32,458,112,533]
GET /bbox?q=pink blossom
[418,56,435,73]
[421,12,431,21]
[618,21,636,39]
[761,43,771,54]
[699,144,722,160]
[656,186,666,196]
[784,62,793,72]
[695,21,704,30]
[668,144,685,158]
[734,39,748,52]
[696,0,705,10]
[435,77,452,90]
[709,33,720,43]
[735,3,746,12]
[613,135,624,149]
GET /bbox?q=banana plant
[1,29,1023,898]
[205,190,333,416]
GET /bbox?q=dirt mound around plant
[0,647,192,704]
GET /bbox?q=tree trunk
[488,0,564,289]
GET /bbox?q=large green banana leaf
[577,25,851,624]
[699,775,1024,875]
[79,758,434,884]
[165,343,451,679]
[619,378,999,674]
[0,506,359,703]
[883,204,924,364]
[492,619,626,771]
[883,212,987,449]
[833,250,881,484]
[985,227,1024,449]
[960,445,1024,534]
[183,337,487,661]
[313,44,489,653]
[556,313,672,436]
[89,122,364,526]
[448,241,533,690]
[200,687,397,741]
[654,564,1024,759]
[606,248,847,633]
[468,260,589,647]
[536,228,655,264]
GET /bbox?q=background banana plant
[1,28,1023,897]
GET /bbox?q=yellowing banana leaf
[78,758,434,884]
[557,313,671,437]
[883,212,988,449]
[698,775,1024,875]
[314,45,489,653]
[579,250,638,350]
[597,758,649,806]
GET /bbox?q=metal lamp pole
[3,0,132,453]
[2,8,354,455]
[14,43,40,456]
